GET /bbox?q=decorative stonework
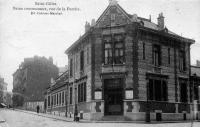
[109,0,118,6]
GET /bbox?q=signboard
[95,91,102,100]
[125,90,133,99]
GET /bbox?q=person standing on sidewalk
[36,105,40,114]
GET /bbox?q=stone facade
[65,1,197,121]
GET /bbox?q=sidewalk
[14,109,89,123]
[13,109,200,124]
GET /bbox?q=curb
[14,109,75,123]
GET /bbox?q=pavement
[1,109,200,127]
[13,109,200,124]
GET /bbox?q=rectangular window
[104,42,113,64]
[80,50,84,71]
[180,81,187,102]
[87,47,89,64]
[54,95,55,106]
[104,36,124,65]
[62,91,64,104]
[52,95,54,106]
[179,51,186,71]
[59,92,61,105]
[52,95,53,106]
[148,79,168,101]
[70,59,73,77]
[78,82,87,102]
[56,94,58,105]
[143,43,145,60]
[83,83,87,101]
[70,87,73,104]
[153,45,161,66]
[149,79,154,100]
[78,85,81,102]
[168,48,170,64]
[48,96,50,107]
[114,41,124,64]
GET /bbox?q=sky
[0,0,200,92]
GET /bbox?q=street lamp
[146,81,150,122]
[74,87,78,121]
[65,84,68,117]
[191,73,196,127]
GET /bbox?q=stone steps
[100,115,132,121]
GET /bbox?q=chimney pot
[157,12,165,29]
[85,21,90,32]
[132,14,138,22]
[91,19,96,27]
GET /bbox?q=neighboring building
[0,77,7,91]
[0,77,8,104]
[12,56,58,111]
[45,70,68,116]
[3,92,12,107]
[65,0,196,121]
[190,60,200,120]
[59,65,68,76]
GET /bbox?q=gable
[96,4,132,28]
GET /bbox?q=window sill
[147,100,168,103]
[179,70,187,73]
[102,63,125,67]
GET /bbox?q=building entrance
[104,78,123,115]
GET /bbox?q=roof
[65,2,195,54]
[47,70,69,92]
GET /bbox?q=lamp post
[65,84,68,117]
[146,81,150,122]
[191,73,196,127]
[74,87,78,121]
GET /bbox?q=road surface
[0,109,199,127]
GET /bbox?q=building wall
[65,2,195,121]
[24,101,44,112]
[46,85,67,116]
[13,56,59,107]
[67,39,92,115]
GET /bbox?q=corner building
[65,1,197,121]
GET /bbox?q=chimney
[49,56,53,64]
[157,12,164,29]
[149,15,151,22]
[85,21,90,32]
[91,19,96,27]
[132,14,138,22]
